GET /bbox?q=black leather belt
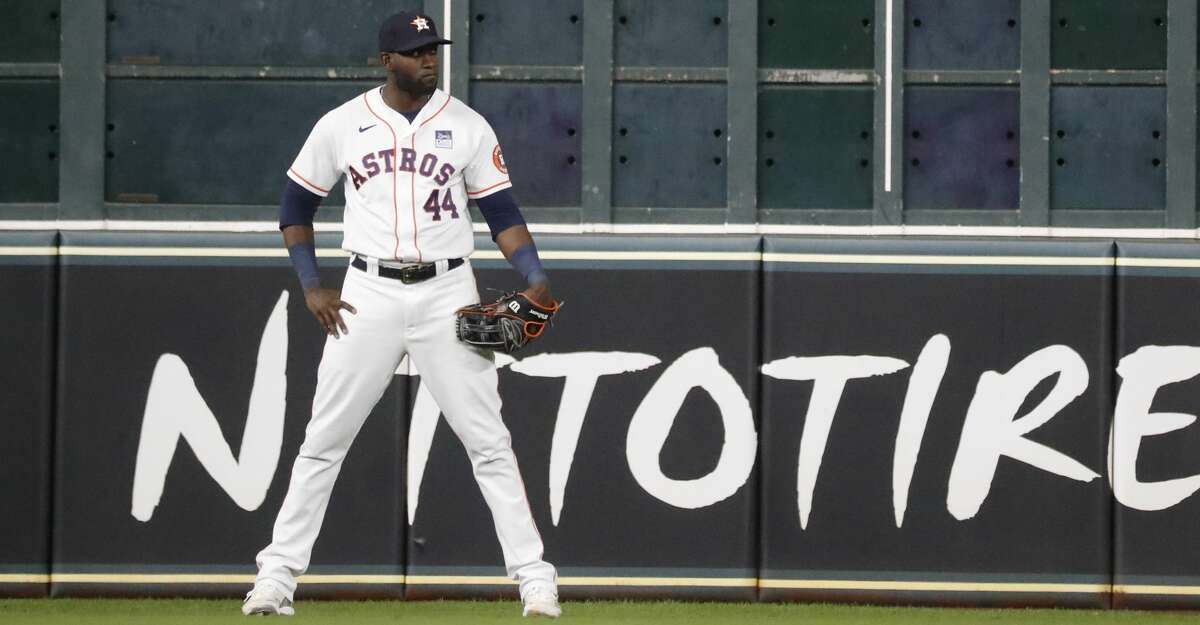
[351,255,463,284]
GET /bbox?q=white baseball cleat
[522,584,562,618]
[241,579,295,616]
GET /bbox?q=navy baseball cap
[378,11,452,53]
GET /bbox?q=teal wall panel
[1051,0,1168,69]
[758,87,873,209]
[1051,87,1166,210]
[612,84,726,208]
[614,0,728,67]
[0,0,60,62]
[760,0,874,69]
[469,0,582,66]
[107,0,420,66]
[106,80,375,205]
[0,80,58,202]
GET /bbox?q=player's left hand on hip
[303,287,358,338]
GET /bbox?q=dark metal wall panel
[1113,242,1200,609]
[1164,0,1197,229]
[758,87,873,209]
[614,0,728,67]
[52,233,405,598]
[105,80,376,206]
[759,0,874,69]
[0,0,60,62]
[1020,0,1052,227]
[0,80,58,202]
[580,0,614,223]
[905,0,1020,70]
[1050,87,1167,211]
[469,0,583,66]
[468,82,582,207]
[107,0,419,66]
[0,232,56,598]
[759,237,1113,607]
[1051,0,1168,69]
[407,234,760,601]
[904,87,1020,210]
[612,84,726,208]
[58,0,105,222]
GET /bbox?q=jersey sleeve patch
[492,144,508,174]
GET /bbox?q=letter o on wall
[625,347,757,509]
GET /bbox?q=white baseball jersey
[286,86,511,263]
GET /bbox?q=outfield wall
[4,231,1200,608]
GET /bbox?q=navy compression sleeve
[510,242,549,286]
[475,189,526,241]
[279,179,322,228]
[287,240,321,289]
[279,179,323,289]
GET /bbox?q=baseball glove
[455,291,561,354]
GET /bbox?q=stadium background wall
[5,0,1200,611]
[2,0,1200,229]
[3,231,1200,611]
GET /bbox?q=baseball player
[242,11,561,618]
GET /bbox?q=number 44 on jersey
[423,189,459,221]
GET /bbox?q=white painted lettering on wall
[512,352,661,525]
[761,354,910,529]
[130,292,289,521]
[127,299,1200,527]
[893,334,951,528]
[1109,345,1200,511]
[626,347,758,511]
[947,344,1100,521]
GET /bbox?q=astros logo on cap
[411,16,430,31]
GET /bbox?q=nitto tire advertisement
[5,233,1200,607]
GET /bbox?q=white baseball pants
[255,258,556,598]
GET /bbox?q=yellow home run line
[762,253,1115,267]
[35,574,400,584]
[0,574,50,583]
[1113,584,1200,596]
[533,251,762,261]
[1115,257,1200,268]
[758,580,1107,593]
[50,248,758,262]
[4,574,1200,595]
[404,575,757,587]
[559,577,757,588]
[0,246,58,255]
[55,246,351,258]
[6,246,1200,268]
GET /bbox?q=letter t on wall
[762,355,910,530]
[511,352,661,525]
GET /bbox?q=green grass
[0,599,1196,624]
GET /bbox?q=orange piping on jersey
[288,168,330,194]
[410,135,422,262]
[402,92,449,263]
[466,179,512,198]
[419,92,451,128]
[363,92,404,262]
